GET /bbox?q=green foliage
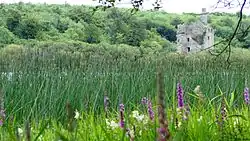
[170,17,184,28]
[83,23,102,44]
[0,26,16,44]
[54,17,70,33]
[67,6,93,23]
[6,9,21,32]
[187,17,197,24]
[105,8,129,44]
[124,18,147,46]
[62,22,85,41]
[215,26,234,39]
[156,26,177,42]
[13,13,44,39]
[235,20,250,48]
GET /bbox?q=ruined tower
[176,8,214,54]
[200,8,208,24]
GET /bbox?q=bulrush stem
[0,88,5,126]
[66,102,74,132]
[25,119,31,141]
[15,127,21,141]
[0,88,4,112]
[220,97,227,128]
[157,67,171,141]
[219,97,227,140]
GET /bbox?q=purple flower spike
[119,104,125,112]
[119,104,125,128]
[120,120,125,128]
[157,127,168,141]
[148,100,154,121]
[141,97,154,121]
[244,87,249,105]
[0,120,2,126]
[177,82,184,108]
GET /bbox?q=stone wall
[176,22,214,53]
[176,8,214,54]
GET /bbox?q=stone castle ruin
[176,8,214,54]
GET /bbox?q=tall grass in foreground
[0,82,250,141]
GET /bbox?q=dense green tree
[68,6,93,23]
[236,20,250,42]
[218,17,234,27]
[63,22,85,42]
[170,17,184,28]
[6,9,22,32]
[105,8,129,44]
[83,23,102,44]
[124,19,147,46]
[156,26,177,42]
[235,20,250,48]
[143,19,161,30]
[0,26,16,44]
[14,14,43,39]
[54,18,69,33]
[187,17,197,24]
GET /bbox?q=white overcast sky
[2,0,250,14]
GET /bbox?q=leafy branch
[209,0,248,66]
[93,0,163,13]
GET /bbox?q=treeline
[0,3,176,51]
[0,3,249,48]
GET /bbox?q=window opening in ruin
[208,36,210,40]
[187,47,191,52]
[187,38,190,42]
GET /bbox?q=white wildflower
[139,130,142,136]
[175,121,182,128]
[17,128,23,135]
[132,110,145,122]
[178,122,182,127]
[129,129,135,138]
[38,135,43,141]
[197,116,203,122]
[137,115,145,121]
[106,119,110,125]
[106,119,119,130]
[233,118,240,127]
[74,109,80,119]
[6,72,13,81]
[109,120,119,129]
[132,111,140,118]
[194,85,201,94]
